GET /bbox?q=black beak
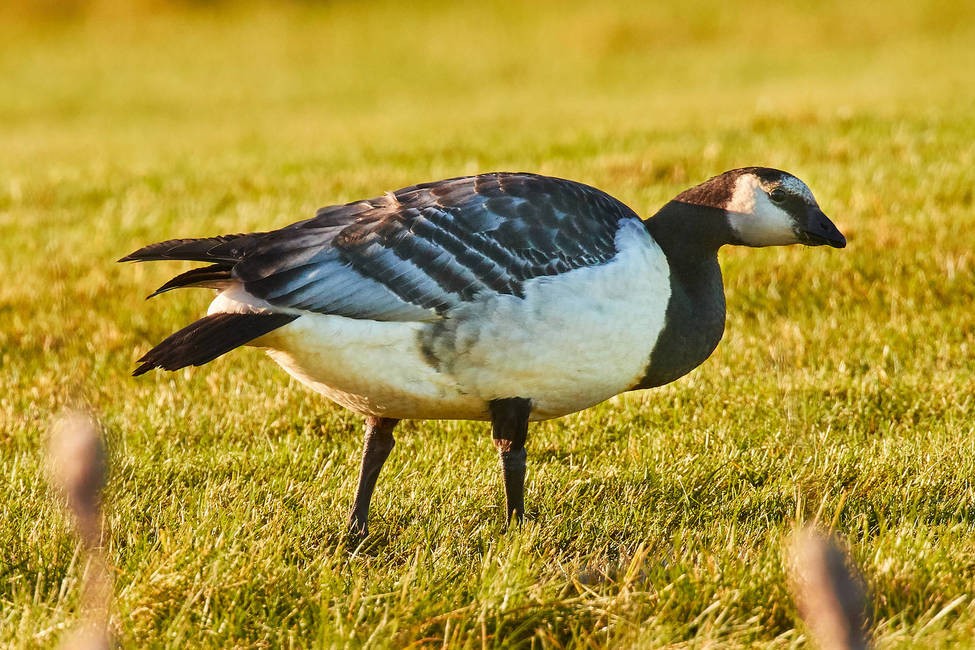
[799,207,846,248]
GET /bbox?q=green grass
[3,0,975,647]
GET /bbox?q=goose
[121,168,846,537]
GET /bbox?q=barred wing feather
[125,173,640,323]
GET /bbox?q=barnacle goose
[121,168,845,537]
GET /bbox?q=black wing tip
[118,240,178,262]
[130,312,299,376]
[131,351,197,375]
[117,234,256,265]
[143,265,235,300]
[118,244,168,263]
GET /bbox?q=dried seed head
[48,410,107,548]
[787,526,870,650]
[48,409,114,649]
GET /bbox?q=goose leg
[348,416,399,539]
[489,397,532,524]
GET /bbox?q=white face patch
[725,173,804,247]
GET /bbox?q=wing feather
[123,173,641,322]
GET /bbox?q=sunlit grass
[2,1,975,647]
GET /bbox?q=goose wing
[125,173,642,322]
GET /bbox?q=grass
[2,0,975,646]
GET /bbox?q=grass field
[2,0,975,647]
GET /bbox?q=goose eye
[769,188,787,204]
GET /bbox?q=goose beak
[799,207,846,248]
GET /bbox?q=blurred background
[4,0,972,184]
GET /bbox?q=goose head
[674,167,847,249]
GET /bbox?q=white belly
[229,220,672,421]
[258,317,490,420]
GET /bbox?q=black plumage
[132,312,298,375]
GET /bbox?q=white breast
[238,219,672,421]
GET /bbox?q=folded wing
[123,173,640,325]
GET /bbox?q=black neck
[632,201,731,389]
[643,200,736,258]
